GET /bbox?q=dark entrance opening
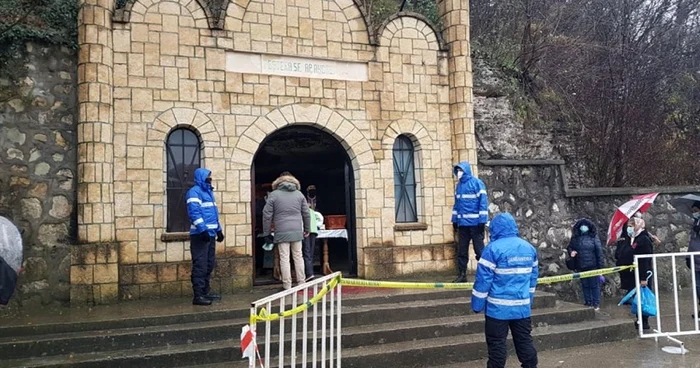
[251,126,357,285]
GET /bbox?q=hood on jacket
[194,168,211,189]
[573,218,598,236]
[453,161,473,179]
[490,213,519,241]
[272,175,301,192]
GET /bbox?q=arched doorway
[251,126,357,285]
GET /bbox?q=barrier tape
[250,265,635,322]
[339,265,636,289]
[250,276,341,324]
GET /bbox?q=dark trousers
[457,225,485,274]
[581,275,601,307]
[303,234,317,278]
[485,316,538,368]
[190,234,216,298]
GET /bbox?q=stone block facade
[68,0,479,303]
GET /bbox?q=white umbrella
[669,194,700,217]
[0,216,23,305]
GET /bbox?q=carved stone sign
[226,52,368,82]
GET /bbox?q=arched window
[166,128,201,232]
[393,135,418,223]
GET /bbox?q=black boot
[453,273,467,283]
[204,293,221,301]
[193,296,213,306]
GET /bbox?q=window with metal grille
[393,135,418,223]
[166,128,201,232]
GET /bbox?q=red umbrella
[606,192,659,245]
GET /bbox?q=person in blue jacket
[566,218,605,310]
[472,213,539,368]
[186,168,225,306]
[452,161,489,282]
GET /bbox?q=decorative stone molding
[114,0,222,29]
[381,119,434,151]
[148,108,221,147]
[230,104,375,170]
[377,12,448,51]
[224,0,374,45]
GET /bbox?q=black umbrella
[669,194,700,217]
[0,216,23,305]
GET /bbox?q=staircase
[0,290,635,368]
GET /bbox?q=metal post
[279,295,286,368]
[652,257,661,340]
[692,259,699,333]
[336,282,342,368]
[671,256,681,333]
[329,281,335,368]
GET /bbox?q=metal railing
[634,251,700,353]
[250,272,343,368]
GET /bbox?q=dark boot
[193,296,213,306]
[453,272,467,283]
[204,293,221,301]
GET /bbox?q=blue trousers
[190,234,216,298]
[581,276,600,307]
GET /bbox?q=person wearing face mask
[451,161,489,283]
[306,185,318,211]
[186,168,225,306]
[626,217,654,330]
[685,202,700,305]
[614,224,636,293]
[566,219,605,310]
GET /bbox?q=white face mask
[457,171,464,179]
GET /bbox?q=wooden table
[316,229,348,275]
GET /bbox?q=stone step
[4,317,633,368]
[0,317,248,360]
[2,304,624,368]
[0,340,238,368]
[339,319,636,368]
[0,293,556,360]
[0,288,476,338]
[235,319,636,368]
[251,301,593,354]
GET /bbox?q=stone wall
[480,162,699,300]
[0,43,78,306]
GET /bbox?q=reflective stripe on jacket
[472,213,539,320]
[451,161,489,227]
[186,168,221,236]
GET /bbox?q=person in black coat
[614,229,636,292]
[566,218,605,309]
[627,217,655,330]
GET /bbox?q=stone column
[437,0,479,174]
[72,0,118,304]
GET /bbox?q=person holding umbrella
[626,216,655,330]
[669,195,700,305]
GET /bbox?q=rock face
[472,58,559,160]
[0,42,77,306]
[480,164,696,301]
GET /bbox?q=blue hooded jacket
[452,162,489,227]
[472,213,539,320]
[186,168,221,236]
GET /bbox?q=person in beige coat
[262,173,310,290]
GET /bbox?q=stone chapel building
[70,0,478,303]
